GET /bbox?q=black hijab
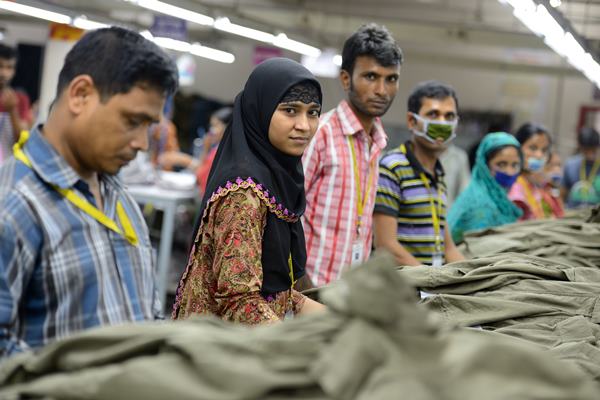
[194,57,322,296]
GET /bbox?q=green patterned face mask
[411,113,458,144]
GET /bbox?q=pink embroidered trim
[172,176,299,318]
[209,177,299,222]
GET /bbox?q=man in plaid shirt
[302,24,403,286]
[0,27,178,359]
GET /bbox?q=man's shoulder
[0,159,42,236]
[316,107,342,134]
[0,158,27,200]
[15,89,30,102]
[565,154,582,169]
[380,146,410,169]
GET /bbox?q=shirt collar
[402,140,445,184]
[337,99,388,149]
[22,126,124,191]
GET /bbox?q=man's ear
[66,75,97,115]
[406,111,416,130]
[340,69,351,92]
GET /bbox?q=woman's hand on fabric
[297,297,326,316]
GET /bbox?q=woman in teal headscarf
[449,132,523,243]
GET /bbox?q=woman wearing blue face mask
[508,123,561,220]
[448,132,523,243]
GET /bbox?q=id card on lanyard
[349,135,374,267]
[420,172,444,267]
[13,131,139,246]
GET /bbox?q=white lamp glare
[0,0,71,24]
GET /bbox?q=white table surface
[127,183,198,306]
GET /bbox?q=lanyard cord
[13,131,139,246]
[420,172,444,253]
[580,158,600,184]
[518,175,544,219]
[349,134,375,235]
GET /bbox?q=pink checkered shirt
[302,100,387,286]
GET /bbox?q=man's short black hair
[578,126,600,148]
[407,80,459,114]
[56,26,178,101]
[341,23,403,74]
[0,43,17,61]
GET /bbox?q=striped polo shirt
[374,141,448,265]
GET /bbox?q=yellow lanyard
[286,253,296,317]
[420,172,444,253]
[288,253,296,288]
[580,158,600,185]
[349,135,375,235]
[13,131,139,246]
[518,176,544,219]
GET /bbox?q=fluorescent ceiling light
[151,36,234,64]
[215,18,320,57]
[503,0,536,12]
[152,36,191,52]
[214,18,274,43]
[0,0,71,24]
[127,0,214,26]
[125,0,326,57]
[550,0,562,8]
[273,34,321,58]
[125,0,323,58]
[333,54,342,67]
[500,0,600,87]
[190,43,235,64]
[72,16,109,30]
[139,30,154,40]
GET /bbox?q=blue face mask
[494,170,519,189]
[549,173,562,187]
[527,157,546,172]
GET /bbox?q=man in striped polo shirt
[374,81,465,267]
[302,24,402,286]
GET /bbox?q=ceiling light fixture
[190,43,235,64]
[149,34,234,64]
[549,0,562,8]
[0,0,71,24]
[500,0,600,87]
[273,33,321,58]
[72,16,109,30]
[126,0,214,26]
[124,1,324,60]
[333,54,343,67]
[214,17,274,43]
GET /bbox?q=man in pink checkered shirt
[302,24,403,286]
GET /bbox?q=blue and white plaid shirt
[0,127,161,359]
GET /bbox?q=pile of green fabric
[459,217,600,269]
[1,256,597,399]
[400,209,600,386]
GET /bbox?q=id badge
[351,242,364,267]
[432,253,443,268]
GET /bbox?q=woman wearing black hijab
[172,58,325,324]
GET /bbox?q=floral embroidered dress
[173,181,306,324]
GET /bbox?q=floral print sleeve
[209,189,281,324]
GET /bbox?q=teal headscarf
[448,132,523,243]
